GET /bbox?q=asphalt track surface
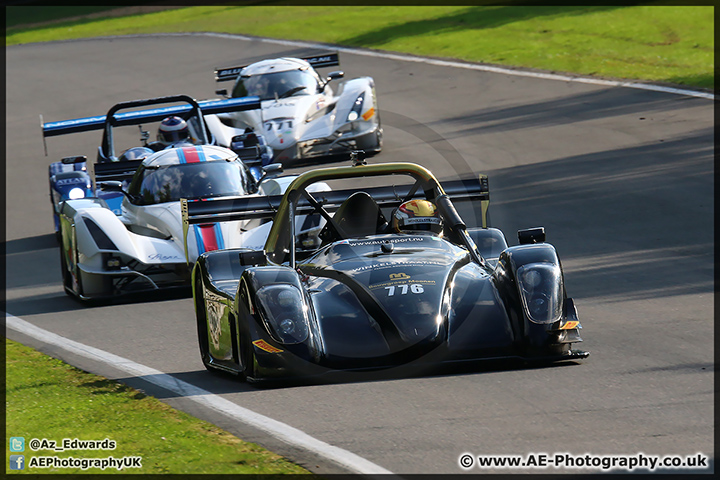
[6,34,714,475]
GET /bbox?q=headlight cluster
[255,285,310,344]
[516,263,562,324]
[347,92,365,122]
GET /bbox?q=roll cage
[42,94,261,161]
[98,95,211,162]
[182,162,491,269]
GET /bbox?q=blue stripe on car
[214,223,225,249]
[193,224,205,255]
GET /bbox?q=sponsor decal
[218,67,243,77]
[405,217,441,225]
[55,178,87,186]
[346,237,426,247]
[560,320,580,330]
[306,54,337,65]
[352,260,446,273]
[252,339,284,353]
[267,102,296,108]
[389,272,411,281]
[370,278,436,291]
[367,268,439,291]
[147,253,182,261]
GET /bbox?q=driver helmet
[157,116,189,146]
[392,199,443,235]
[248,75,271,97]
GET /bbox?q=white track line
[184,32,714,100]
[6,313,394,476]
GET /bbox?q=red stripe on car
[198,224,219,251]
[181,147,201,163]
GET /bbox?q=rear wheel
[59,243,73,296]
[59,231,87,299]
[53,213,62,243]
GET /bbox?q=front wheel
[239,326,257,383]
[194,277,214,372]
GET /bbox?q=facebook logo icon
[10,455,25,470]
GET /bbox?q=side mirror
[138,125,150,145]
[231,133,263,166]
[61,155,87,165]
[258,163,283,183]
[518,227,546,245]
[326,71,344,83]
[215,89,229,98]
[98,181,124,192]
[231,133,259,147]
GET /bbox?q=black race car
[183,158,587,383]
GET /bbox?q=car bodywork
[55,144,299,301]
[42,95,330,301]
[208,53,382,164]
[187,161,588,384]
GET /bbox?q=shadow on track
[115,357,587,398]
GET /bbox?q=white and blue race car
[209,53,383,165]
[44,94,264,235]
[43,95,326,301]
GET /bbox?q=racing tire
[59,235,88,301]
[357,126,383,156]
[59,244,73,297]
[194,277,215,372]
[53,213,62,243]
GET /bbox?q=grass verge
[5,5,714,90]
[5,339,311,475]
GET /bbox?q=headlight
[68,187,86,200]
[255,285,309,344]
[516,263,562,324]
[347,92,365,122]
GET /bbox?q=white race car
[57,144,305,301]
[208,53,383,164]
[43,94,328,301]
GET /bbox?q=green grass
[5,6,121,27]
[5,5,714,90]
[5,340,311,475]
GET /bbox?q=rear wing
[214,52,340,82]
[43,96,261,138]
[181,175,490,252]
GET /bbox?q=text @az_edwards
[28,437,116,452]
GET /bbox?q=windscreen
[130,161,251,205]
[232,70,319,100]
